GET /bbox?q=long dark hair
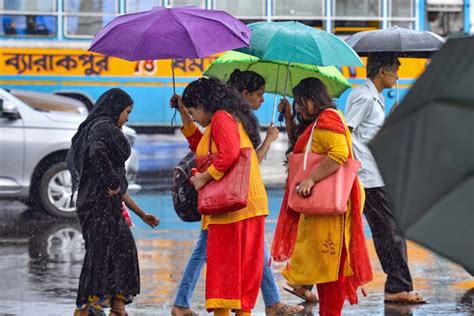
[227,69,265,93]
[182,77,261,148]
[287,77,335,155]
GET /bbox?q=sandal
[283,286,318,303]
[275,304,305,315]
[384,291,427,304]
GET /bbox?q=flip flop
[283,287,318,302]
[384,291,427,304]
[275,304,305,315]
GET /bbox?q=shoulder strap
[302,109,351,170]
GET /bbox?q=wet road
[0,191,472,316]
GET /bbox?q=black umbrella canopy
[345,26,445,57]
[370,37,474,275]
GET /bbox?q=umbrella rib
[397,28,405,52]
[264,24,303,63]
[172,10,201,58]
[187,13,249,48]
[129,11,163,60]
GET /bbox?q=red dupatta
[271,109,372,304]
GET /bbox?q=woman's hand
[141,213,160,228]
[170,94,193,126]
[170,94,186,113]
[257,124,280,162]
[265,124,279,143]
[296,177,315,197]
[108,186,121,196]
[278,98,292,122]
[191,171,212,191]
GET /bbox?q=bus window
[2,0,54,12]
[426,0,465,37]
[331,0,381,37]
[170,0,206,8]
[213,0,266,19]
[273,0,325,19]
[65,0,118,38]
[1,0,55,36]
[334,0,380,17]
[126,0,163,13]
[388,0,415,28]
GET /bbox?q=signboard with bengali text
[1,48,217,77]
[1,48,428,80]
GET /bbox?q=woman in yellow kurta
[173,77,269,316]
[272,78,373,316]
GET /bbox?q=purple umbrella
[89,6,250,61]
[89,6,250,111]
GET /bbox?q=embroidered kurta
[272,109,372,305]
[282,127,360,284]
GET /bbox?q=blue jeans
[173,230,281,308]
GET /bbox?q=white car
[0,88,141,218]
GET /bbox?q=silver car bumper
[125,148,141,194]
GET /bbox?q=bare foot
[265,302,304,315]
[384,291,426,304]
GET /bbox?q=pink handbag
[287,110,361,216]
[195,130,251,216]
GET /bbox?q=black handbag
[172,151,201,222]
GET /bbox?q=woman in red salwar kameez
[174,77,268,316]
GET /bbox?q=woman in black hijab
[67,88,158,316]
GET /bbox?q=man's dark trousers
[364,186,414,293]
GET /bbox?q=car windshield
[10,90,86,114]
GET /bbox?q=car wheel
[39,161,77,218]
[28,221,85,262]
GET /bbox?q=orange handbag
[287,110,361,216]
[195,133,251,215]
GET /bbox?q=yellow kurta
[282,124,365,285]
[181,120,269,229]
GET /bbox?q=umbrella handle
[271,66,282,124]
[277,109,285,122]
[278,62,291,123]
[171,59,178,109]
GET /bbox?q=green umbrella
[204,50,351,123]
[204,51,351,98]
[237,21,364,67]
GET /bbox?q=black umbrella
[345,26,445,58]
[370,37,474,275]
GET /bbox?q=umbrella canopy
[345,26,445,57]
[89,6,250,61]
[370,37,474,275]
[237,21,363,67]
[204,51,351,98]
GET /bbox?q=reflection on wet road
[0,192,472,315]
